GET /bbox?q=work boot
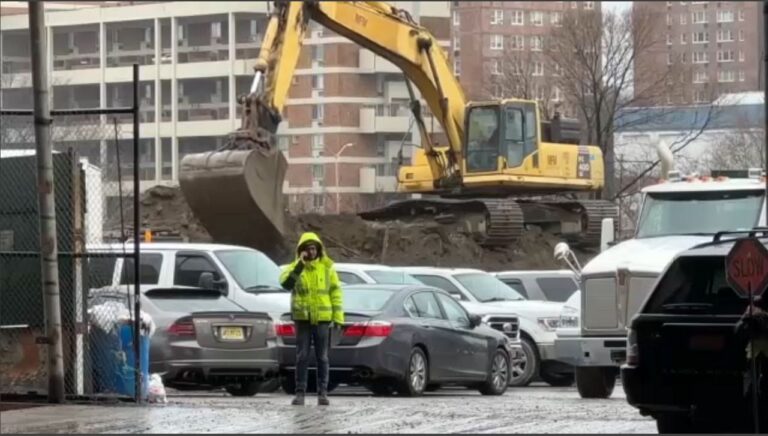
[318,392,330,406]
[291,392,305,406]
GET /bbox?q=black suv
[621,236,767,434]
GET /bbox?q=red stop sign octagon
[726,238,768,298]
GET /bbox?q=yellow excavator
[178,1,618,257]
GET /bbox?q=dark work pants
[295,321,330,394]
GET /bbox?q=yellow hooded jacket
[280,232,344,325]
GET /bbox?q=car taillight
[626,328,639,366]
[168,318,196,337]
[343,321,393,337]
[275,321,296,337]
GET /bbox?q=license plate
[220,326,245,341]
[689,334,724,351]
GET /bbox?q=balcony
[358,49,400,73]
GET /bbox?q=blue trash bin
[91,321,149,400]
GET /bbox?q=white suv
[397,267,571,387]
[334,263,424,285]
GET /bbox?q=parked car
[493,270,579,303]
[275,284,515,397]
[86,242,290,392]
[88,285,279,396]
[621,238,768,433]
[334,263,424,285]
[396,267,570,387]
[553,290,581,367]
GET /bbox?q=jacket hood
[295,232,332,264]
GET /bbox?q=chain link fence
[0,98,145,402]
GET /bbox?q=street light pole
[335,142,354,214]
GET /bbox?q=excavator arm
[178,1,471,257]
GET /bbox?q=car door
[435,292,489,380]
[407,290,455,381]
[337,271,368,285]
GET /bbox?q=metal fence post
[132,63,143,403]
[29,0,66,403]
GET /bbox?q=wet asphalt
[0,383,656,434]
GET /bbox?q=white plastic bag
[148,373,167,404]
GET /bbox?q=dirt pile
[124,185,595,270]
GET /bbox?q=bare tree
[704,127,764,171]
[544,4,714,198]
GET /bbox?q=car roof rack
[713,227,768,242]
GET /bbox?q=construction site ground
[126,185,595,270]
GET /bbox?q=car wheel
[656,414,694,434]
[575,367,616,399]
[539,369,575,387]
[225,381,260,397]
[478,348,510,396]
[399,347,428,397]
[258,378,281,393]
[509,337,538,387]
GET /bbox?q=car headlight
[537,317,560,331]
[558,306,580,329]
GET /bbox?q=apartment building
[635,1,763,105]
[450,1,600,118]
[0,1,450,215]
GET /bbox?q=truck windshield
[214,249,282,291]
[635,190,763,238]
[454,273,526,302]
[643,255,750,316]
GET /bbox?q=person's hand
[332,322,344,331]
[300,250,309,262]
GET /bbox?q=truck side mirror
[198,272,215,290]
[554,242,572,261]
[600,218,615,252]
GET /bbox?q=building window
[553,86,562,102]
[666,1,673,5]
[491,83,502,98]
[739,50,745,62]
[313,194,324,209]
[453,35,461,50]
[692,51,709,63]
[530,35,543,51]
[312,74,324,90]
[666,53,672,65]
[510,35,524,50]
[692,31,709,44]
[667,34,672,45]
[717,29,733,42]
[584,2,594,10]
[530,11,544,26]
[693,70,708,83]
[453,10,460,26]
[718,70,735,82]
[491,59,502,75]
[492,9,504,25]
[716,10,734,23]
[739,9,745,21]
[680,33,687,44]
[553,63,563,76]
[666,14,672,25]
[739,70,745,82]
[739,30,745,41]
[278,136,290,152]
[311,134,324,155]
[511,11,524,25]
[717,50,735,62]
[694,89,707,103]
[312,164,325,181]
[692,10,708,24]
[454,57,461,76]
[551,11,563,26]
[312,104,324,121]
[490,35,504,50]
[680,13,687,25]
[572,2,578,9]
[533,62,544,76]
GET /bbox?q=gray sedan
[276,284,512,396]
[88,285,279,396]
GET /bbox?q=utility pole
[29,1,65,403]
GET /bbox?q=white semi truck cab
[554,168,767,399]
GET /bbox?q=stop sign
[725,237,768,298]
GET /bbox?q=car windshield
[366,270,423,285]
[214,249,283,291]
[643,254,752,316]
[635,190,763,238]
[344,288,397,311]
[454,273,526,302]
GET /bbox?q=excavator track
[479,199,524,246]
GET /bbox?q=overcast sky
[602,1,632,13]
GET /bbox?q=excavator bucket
[178,147,288,258]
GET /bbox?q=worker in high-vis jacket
[280,232,344,406]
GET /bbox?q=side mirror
[469,313,482,328]
[553,242,572,261]
[198,272,215,290]
[600,218,615,252]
